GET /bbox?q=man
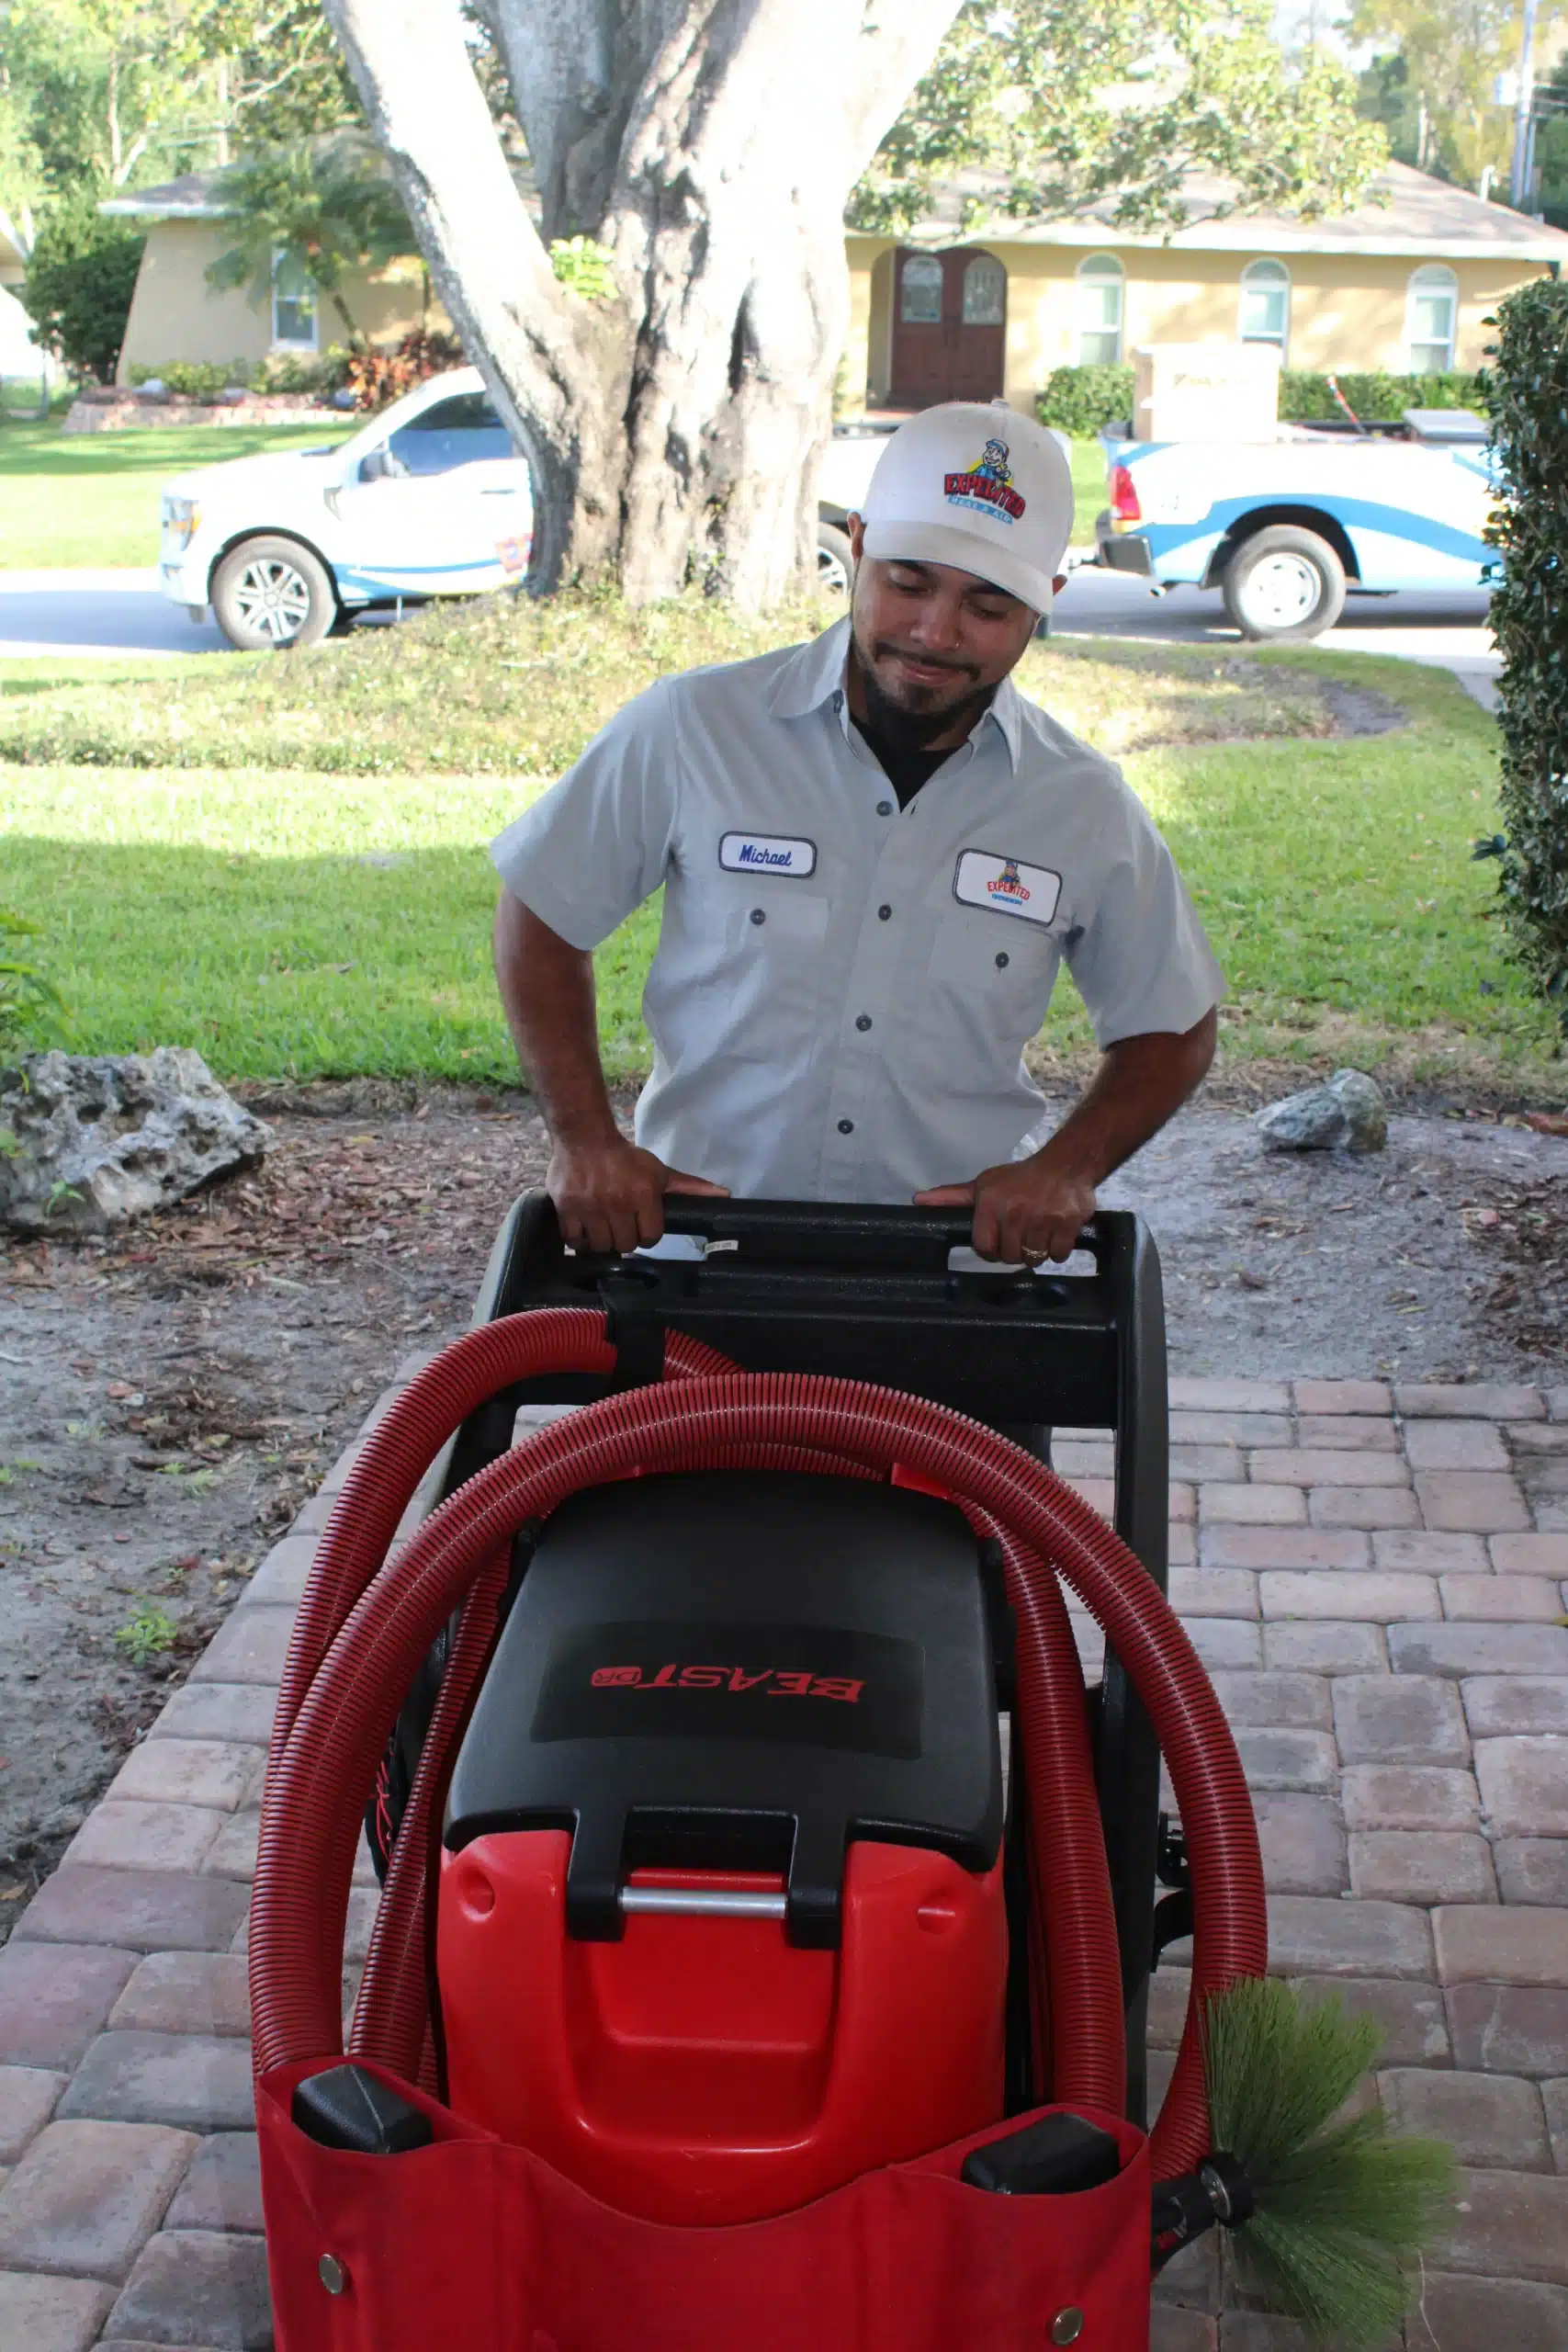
[489,400,1223,1264]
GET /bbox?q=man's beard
[854,626,997,752]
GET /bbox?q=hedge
[1280,369,1483,421]
[1037,365,1135,437]
[1473,279,1568,1028]
[1036,363,1483,438]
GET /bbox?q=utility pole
[1512,0,1540,208]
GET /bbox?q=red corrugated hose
[251,1309,1266,2179]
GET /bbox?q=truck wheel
[817,523,853,597]
[211,536,337,651]
[1222,526,1346,641]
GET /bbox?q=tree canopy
[0,0,359,216]
[205,131,413,344]
[1349,0,1533,192]
[852,0,1388,238]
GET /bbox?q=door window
[899,254,944,324]
[383,392,515,478]
[962,254,1006,326]
[1406,266,1458,373]
[1076,256,1123,366]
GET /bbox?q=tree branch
[323,0,630,584]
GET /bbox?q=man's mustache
[872,641,980,681]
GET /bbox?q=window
[1076,254,1123,366]
[962,253,1006,326]
[899,253,943,324]
[1406,265,1458,373]
[271,251,318,350]
[381,391,515,479]
[1239,258,1290,354]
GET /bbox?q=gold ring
[1021,1245,1047,1263]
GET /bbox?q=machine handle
[655,1196,1103,1272]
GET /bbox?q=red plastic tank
[437,1830,1007,2225]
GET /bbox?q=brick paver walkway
[0,1371,1563,2350]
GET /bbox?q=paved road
[0,562,1501,707]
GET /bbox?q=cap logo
[943,437,1025,525]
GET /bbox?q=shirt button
[878,904,892,921]
[996,951,1010,968]
[876,799,893,817]
[855,1013,872,1032]
[750,908,766,926]
[838,1118,854,1135]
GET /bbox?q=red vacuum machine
[251,1198,1268,2351]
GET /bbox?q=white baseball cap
[858,399,1075,616]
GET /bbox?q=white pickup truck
[1092,409,1495,640]
[161,370,903,650]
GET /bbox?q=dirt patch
[3,1083,1563,1938]
[0,1093,562,1936]
[1034,639,1407,753]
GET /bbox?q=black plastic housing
[445,1470,1003,1949]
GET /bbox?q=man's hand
[548,1134,728,1256]
[914,1153,1096,1264]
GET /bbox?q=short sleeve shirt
[490,615,1224,1204]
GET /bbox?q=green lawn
[0,417,349,570]
[1068,435,1108,534]
[2,589,1551,1095]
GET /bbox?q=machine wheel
[817,522,853,597]
[211,535,337,651]
[1222,525,1346,641]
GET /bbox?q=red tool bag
[252,1307,1267,2352]
[256,2061,1152,2352]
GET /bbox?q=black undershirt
[850,717,953,809]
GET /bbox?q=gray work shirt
[490,615,1223,1204]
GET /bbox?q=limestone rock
[0,1049,273,1233]
[1256,1067,1387,1155]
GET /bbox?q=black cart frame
[419,1193,1169,2127]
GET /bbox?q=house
[843,163,1568,412]
[0,208,58,394]
[102,157,1568,405]
[98,174,435,380]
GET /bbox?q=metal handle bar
[651,1195,1104,1272]
[619,1887,787,1920]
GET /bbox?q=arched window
[1406,265,1458,373]
[898,253,943,325]
[1239,258,1291,355]
[1076,254,1123,366]
[962,252,1007,325]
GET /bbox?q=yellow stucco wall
[850,235,1549,412]
[116,219,436,382]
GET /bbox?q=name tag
[953,849,1063,924]
[719,831,818,877]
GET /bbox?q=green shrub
[1280,369,1483,422]
[1037,365,1135,438]
[128,361,231,401]
[0,910,63,1053]
[255,345,352,395]
[1473,279,1568,1030]
[22,190,145,385]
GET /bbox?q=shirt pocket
[919,907,1062,1078]
[708,886,833,1051]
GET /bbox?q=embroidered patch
[943,435,1026,526]
[953,849,1063,924]
[718,831,818,876]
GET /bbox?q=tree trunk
[322,0,962,607]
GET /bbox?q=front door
[889,248,1007,409]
